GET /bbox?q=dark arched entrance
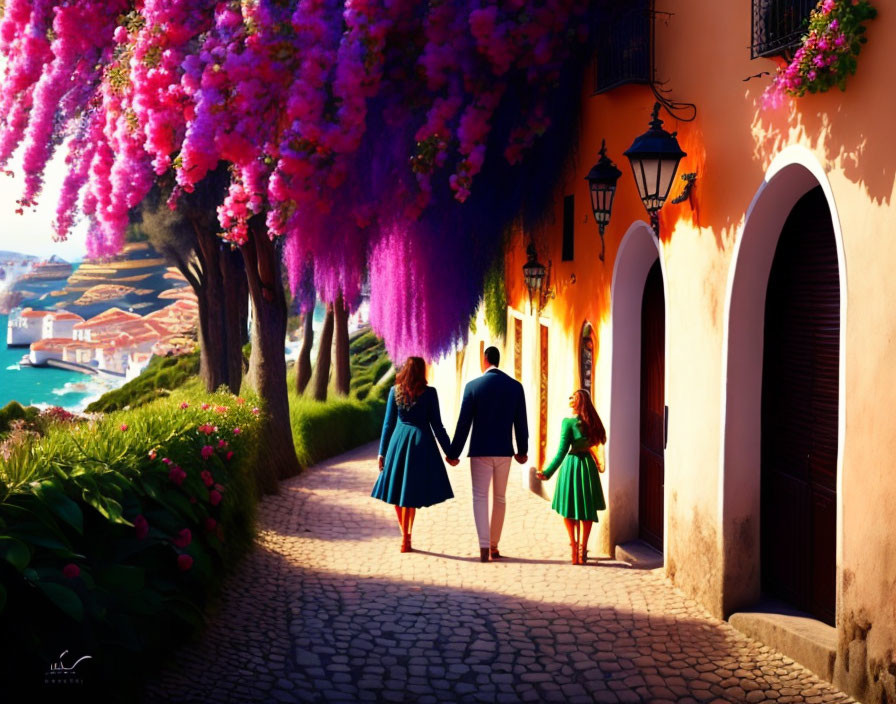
[639,260,665,550]
[761,186,839,625]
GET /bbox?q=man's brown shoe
[489,548,501,559]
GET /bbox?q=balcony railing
[593,0,651,94]
[751,0,815,59]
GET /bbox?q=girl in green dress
[536,389,607,565]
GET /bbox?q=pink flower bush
[173,528,192,548]
[209,489,222,506]
[134,514,149,540]
[119,424,128,432]
[180,402,190,409]
[200,470,214,487]
[169,465,187,486]
[764,0,877,108]
[63,563,80,579]
[201,445,214,460]
[204,517,217,532]
[177,554,193,571]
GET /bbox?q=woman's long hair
[394,357,427,409]
[572,389,606,446]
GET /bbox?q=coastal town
[2,242,198,381]
[7,297,198,379]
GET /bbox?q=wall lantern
[584,139,622,263]
[624,102,689,237]
[523,243,548,315]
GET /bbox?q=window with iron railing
[593,0,651,94]
[751,0,815,59]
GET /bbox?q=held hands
[445,456,460,466]
[535,469,547,481]
[378,455,384,471]
[514,454,528,465]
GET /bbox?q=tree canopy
[0,0,595,360]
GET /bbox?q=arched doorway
[720,150,845,618]
[760,186,838,625]
[608,221,664,554]
[639,261,665,550]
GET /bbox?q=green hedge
[290,395,386,468]
[0,390,260,699]
[0,400,39,436]
[85,350,200,413]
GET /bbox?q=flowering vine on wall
[763,0,877,109]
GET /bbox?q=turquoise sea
[0,314,120,411]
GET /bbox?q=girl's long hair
[572,389,606,446]
[394,357,427,408]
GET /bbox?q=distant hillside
[0,251,38,263]
[9,242,192,318]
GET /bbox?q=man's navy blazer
[449,368,528,458]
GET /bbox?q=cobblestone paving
[144,442,854,704]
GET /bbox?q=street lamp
[522,244,547,315]
[624,102,687,237]
[584,139,622,262]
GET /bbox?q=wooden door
[639,260,665,551]
[538,323,549,470]
[761,186,838,626]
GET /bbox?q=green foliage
[289,395,387,468]
[85,350,200,413]
[284,327,392,466]
[481,257,507,339]
[0,390,261,695]
[0,401,39,436]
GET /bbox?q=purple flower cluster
[0,0,593,360]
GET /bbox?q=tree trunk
[242,219,300,493]
[194,229,228,392]
[296,311,314,394]
[333,292,351,396]
[221,244,247,394]
[310,303,334,402]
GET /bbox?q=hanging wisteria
[0,0,594,361]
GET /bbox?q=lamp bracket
[648,9,697,122]
[670,172,697,205]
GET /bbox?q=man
[447,346,528,562]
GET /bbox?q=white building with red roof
[42,310,85,340]
[7,307,51,347]
[72,307,142,342]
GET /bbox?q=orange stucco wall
[432,2,895,701]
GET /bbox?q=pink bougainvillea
[763,0,876,109]
[0,0,595,360]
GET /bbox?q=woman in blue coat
[372,356,454,552]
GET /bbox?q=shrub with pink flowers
[0,389,262,695]
[764,0,877,108]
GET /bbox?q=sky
[0,147,88,261]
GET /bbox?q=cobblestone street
[144,442,854,704]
